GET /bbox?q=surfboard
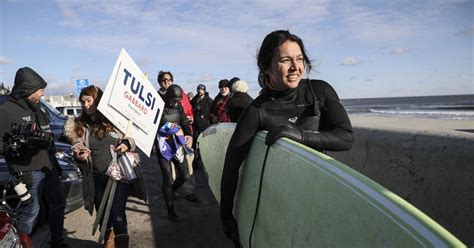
[198,123,464,247]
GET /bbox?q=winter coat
[0,96,55,173]
[226,92,253,122]
[0,67,54,174]
[63,117,146,215]
[209,94,231,124]
[190,93,213,132]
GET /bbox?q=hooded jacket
[0,67,55,173]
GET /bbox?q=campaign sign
[75,79,89,95]
[97,48,164,157]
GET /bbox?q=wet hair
[157,71,174,85]
[256,30,312,88]
[75,85,114,139]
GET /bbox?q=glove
[265,125,303,145]
[221,215,241,247]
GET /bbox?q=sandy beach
[348,114,474,134]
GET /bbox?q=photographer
[0,67,68,248]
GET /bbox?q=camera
[3,121,53,158]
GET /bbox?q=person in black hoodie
[226,80,253,122]
[0,67,69,247]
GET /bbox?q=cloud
[341,57,360,66]
[57,2,84,28]
[454,24,474,36]
[336,2,423,42]
[0,56,13,64]
[391,47,410,55]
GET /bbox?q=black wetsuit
[220,79,353,219]
[156,104,192,207]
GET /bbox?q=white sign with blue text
[75,79,89,95]
[97,48,164,157]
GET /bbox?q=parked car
[0,95,68,140]
[55,106,82,117]
[0,141,83,214]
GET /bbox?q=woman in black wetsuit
[220,30,353,245]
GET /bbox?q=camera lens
[13,181,32,205]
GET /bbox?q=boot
[103,228,115,248]
[114,234,129,248]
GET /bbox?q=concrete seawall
[327,115,474,245]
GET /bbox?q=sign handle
[125,119,133,137]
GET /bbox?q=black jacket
[191,93,213,132]
[0,96,54,173]
[226,92,253,122]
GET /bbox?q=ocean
[341,94,474,120]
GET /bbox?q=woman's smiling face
[266,40,305,91]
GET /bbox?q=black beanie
[11,67,47,99]
[218,79,229,88]
[197,84,206,91]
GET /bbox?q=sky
[0,0,473,99]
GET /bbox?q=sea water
[341,94,474,120]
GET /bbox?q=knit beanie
[231,80,248,93]
[11,67,47,99]
[218,79,229,88]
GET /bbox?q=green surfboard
[198,123,464,247]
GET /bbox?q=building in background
[44,94,80,108]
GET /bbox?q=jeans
[16,170,45,235]
[93,175,130,235]
[44,167,66,244]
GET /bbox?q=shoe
[114,234,129,248]
[185,193,198,202]
[104,228,115,248]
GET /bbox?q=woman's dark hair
[75,85,114,139]
[157,71,174,84]
[257,30,312,88]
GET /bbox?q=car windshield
[40,97,62,115]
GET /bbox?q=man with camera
[0,67,69,248]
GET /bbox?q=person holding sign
[63,85,137,248]
[155,84,194,222]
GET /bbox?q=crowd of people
[0,29,352,248]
